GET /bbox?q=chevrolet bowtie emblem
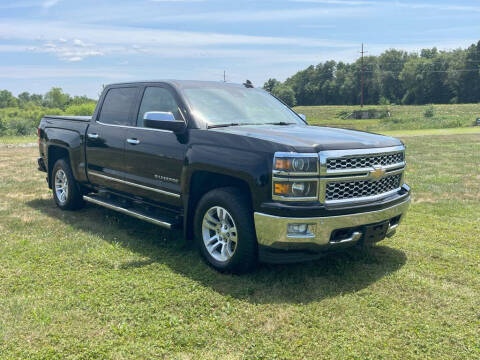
[370,165,386,180]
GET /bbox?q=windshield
[182,86,304,127]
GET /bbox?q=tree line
[264,40,480,107]
[0,88,96,136]
[0,87,95,110]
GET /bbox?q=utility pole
[359,43,367,108]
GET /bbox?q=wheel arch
[183,170,253,241]
[47,145,71,189]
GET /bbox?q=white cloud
[42,0,61,8]
[292,0,376,4]
[26,39,104,61]
[0,19,358,63]
[66,56,83,62]
[0,20,357,49]
[0,66,133,80]
[299,24,336,29]
[154,6,366,22]
[0,18,476,65]
[150,0,206,2]
[73,39,87,47]
[394,2,480,12]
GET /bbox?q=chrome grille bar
[327,152,404,171]
[319,145,406,204]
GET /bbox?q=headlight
[273,153,318,175]
[272,152,319,201]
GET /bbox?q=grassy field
[0,135,36,145]
[293,103,480,132]
[0,132,479,359]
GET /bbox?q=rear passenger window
[98,87,138,126]
[137,87,182,127]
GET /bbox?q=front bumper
[254,196,410,263]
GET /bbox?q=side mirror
[144,111,186,133]
[298,113,306,121]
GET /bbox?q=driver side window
[137,87,182,127]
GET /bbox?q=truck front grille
[319,146,406,204]
[325,173,402,201]
[326,152,404,171]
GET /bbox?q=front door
[85,86,139,191]
[123,86,187,206]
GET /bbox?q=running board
[83,195,176,229]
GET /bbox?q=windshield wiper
[207,122,296,129]
[265,122,296,125]
[207,123,240,129]
[207,122,265,129]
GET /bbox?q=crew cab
[37,80,410,273]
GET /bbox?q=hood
[210,124,402,152]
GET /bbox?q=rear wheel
[52,159,84,210]
[194,187,257,273]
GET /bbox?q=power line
[363,69,480,74]
[359,43,367,108]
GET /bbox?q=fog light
[287,223,315,236]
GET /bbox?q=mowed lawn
[0,134,479,359]
[293,103,480,132]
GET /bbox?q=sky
[0,0,479,98]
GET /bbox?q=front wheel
[194,187,257,273]
[52,159,84,210]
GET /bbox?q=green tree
[70,95,96,105]
[263,78,281,93]
[456,41,480,103]
[64,102,97,115]
[271,84,296,107]
[29,94,44,106]
[17,92,31,104]
[43,87,71,109]
[0,90,18,108]
[377,49,411,104]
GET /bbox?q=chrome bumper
[254,197,410,250]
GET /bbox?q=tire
[51,158,84,210]
[194,187,258,273]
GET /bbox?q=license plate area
[363,220,389,244]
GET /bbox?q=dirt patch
[0,143,37,148]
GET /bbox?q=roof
[106,80,250,89]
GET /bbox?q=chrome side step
[83,195,174,229]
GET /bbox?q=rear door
[122,85,187,206]
[85,86,139,191]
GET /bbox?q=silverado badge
[369,165,386,180]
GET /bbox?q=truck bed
[43,115,91,122]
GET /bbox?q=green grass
[293,103,480,132]
[0,134,479,359]
[381,127,480,137]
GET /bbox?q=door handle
[127,138,140,145]
[87,133,99,139]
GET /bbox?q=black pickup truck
[37,80,410,272]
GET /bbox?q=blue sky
[1,0,479,98]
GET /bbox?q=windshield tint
[182,86,304,126]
